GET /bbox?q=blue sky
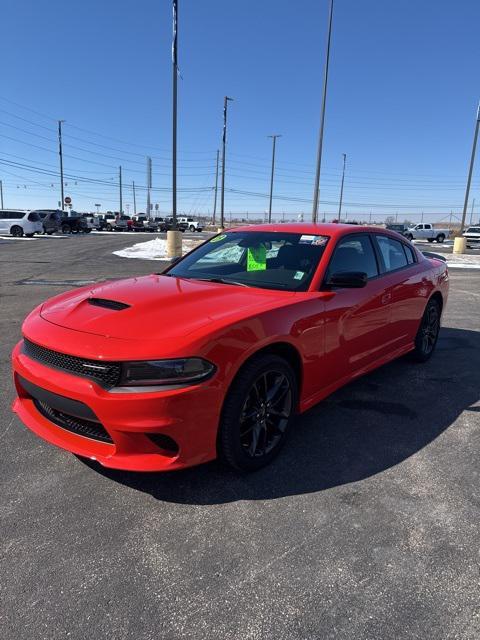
[1,0,480,222]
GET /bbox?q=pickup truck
[463,226,480,246]
[404,223,449,243]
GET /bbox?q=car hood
[39,274,293,340]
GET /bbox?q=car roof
[229,223,398,239]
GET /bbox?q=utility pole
[0,180,3,208]
[132,180,137,216]
[220,96,233,229]
[119,166,123,215]
[312,0,334,222]
[172,0,178,232]
[470,198,476,225]
[461,102,480,231]
[268,134,281,223]
[58,120,65,210]
[146,156,152,219]
[213,149,219,225]
[337,153,346,222]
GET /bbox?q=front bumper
[11,341,223,471]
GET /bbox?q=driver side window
[327,234,379,280]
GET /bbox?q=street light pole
[338,153,346,222]
[119,166,123,215]
[132,180,137,216]
[146,156,152,219]
[58,120,65,210]
[470,198,476,225]
[268,134,281,223]
[0,180,3,209]
[461,102,480,231]
[213,149,219,225]
[220,96,233,230]
[172,0,178,232]
[312,0,334,222]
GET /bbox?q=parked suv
[34,209,62,235]
[113,215,131,231]
[179,217,203,232]
[0,210,43,237]
[463,226,480,247]
[60,213,89,234]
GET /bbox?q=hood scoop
[87,297,130,311]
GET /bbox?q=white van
[0,210,43,237]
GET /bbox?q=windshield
[466,227,480,233]
[167,231,329,291]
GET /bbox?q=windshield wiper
[193,277,250,287]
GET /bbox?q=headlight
[120,358,216,386]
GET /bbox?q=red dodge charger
[12,224,449,472]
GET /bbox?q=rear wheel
[218,354,297,471]
[436,234,445,243]
[106,224,113,232]
[411,298,441,362]
[189,225,195,232]
[10,226,23,237]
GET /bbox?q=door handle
[381,292,392,305]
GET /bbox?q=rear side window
[28,212,40,222]
[0,211,24,220]
[327,234,379,279]
[375,235,408,271]
[403,243,416,264]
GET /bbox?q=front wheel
[411,298,441,362]
[218,354,297,472]
[436,234,445,243]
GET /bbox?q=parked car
[133,216,161,232]
[98,214,116,231]
[33,210,62,235]
[385,223,408,235]
[463,226,480,247]
[404,223,450,243]
[60,213,89,234]
[113,215,131,232]
[178,217,203,232]
[12,224,448,473]
[82,213,100,230]
[0,209,43,237]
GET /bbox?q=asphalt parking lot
[1,233,479,640]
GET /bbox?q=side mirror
[326,271,368,288]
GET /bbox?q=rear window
[28,212,41,222]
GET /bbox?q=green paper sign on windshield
[247,245,267,271]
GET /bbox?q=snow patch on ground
[446,254,480,269]
[113,237,201,260]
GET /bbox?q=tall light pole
[220,96,233,229]
[119,166,123,215]
[470,198,476,225]
[172,0,178,231]
[146,156,152,219]
[460,102,480,231]
[213,149,219,225]
[312,0,334,222]
[132,180,137,216]
[338,153,346,222]
[58,120,65,210]
[0,179,3,209]
[268,134,281,223]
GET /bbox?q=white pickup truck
[404,223,450,243]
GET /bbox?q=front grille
[23,338,121,388]
[34,399,113,443]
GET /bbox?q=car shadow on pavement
[78,327,479,504]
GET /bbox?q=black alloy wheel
[218,354,297,471]
[412,299,441,362]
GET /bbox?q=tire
[189,225,195,232]
[106,224,112,232]
[406,234,414,241]
[10,226,23,237]
[218,354,298,472]
[411,298,441,362]
[436,234,445,243]
[61,224,71,234]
